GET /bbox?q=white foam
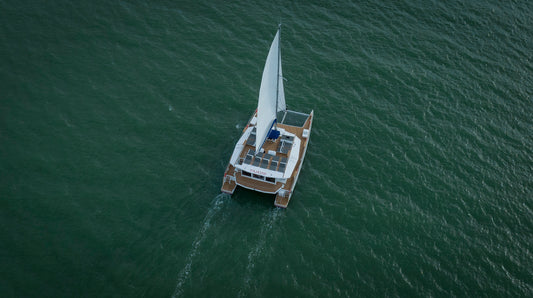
[238,209,282,297]
[172,194,228,297]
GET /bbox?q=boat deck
[221,110,313,208]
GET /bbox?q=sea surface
[1,0,532,297]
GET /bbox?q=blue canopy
[268,129,280,140]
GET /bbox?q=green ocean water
[1,0,532,296]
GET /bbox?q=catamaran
[221,26,313,208]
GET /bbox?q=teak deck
[221,110,313,208]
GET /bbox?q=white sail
[255,29,281,153]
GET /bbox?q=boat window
[253,174,263,179]
[242,171,251,177]
[265,177,275,183]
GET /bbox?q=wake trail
[172,193,228,297]
[238,208,282,297]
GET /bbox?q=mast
[274,24,281,130]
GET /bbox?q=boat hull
[221,110,313,208]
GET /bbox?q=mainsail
[256,28,285,153]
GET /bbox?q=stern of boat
[274,189,292,208]
[221,165,237,194]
